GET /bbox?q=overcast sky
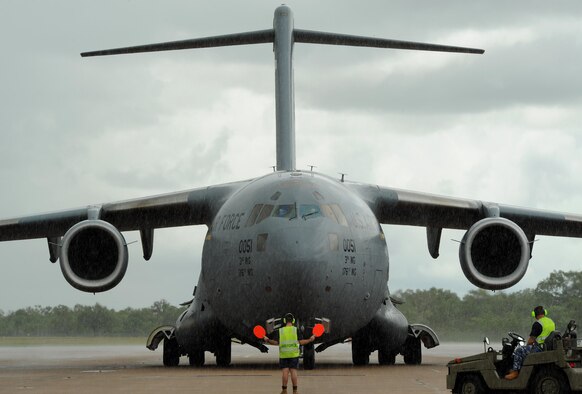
[1,1,581,312]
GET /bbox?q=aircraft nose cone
[263,225,330,303]
[269,225,329,267]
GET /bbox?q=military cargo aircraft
[2,5,582,368]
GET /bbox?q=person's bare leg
[290,368,298,391]
[282,368,290,389]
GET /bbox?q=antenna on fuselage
[81,6,484,172]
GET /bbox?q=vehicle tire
[351,339,369,366]
[163,337,180,367]
[215,339,231,367]
[403,337,422,365]
[453,374,487,394]
[303,343,315,370]
[188,349,205,367]
[378,347,396,365]
[530,366,569,394]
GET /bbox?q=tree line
[0,299,184,337]
[394,270,582,341]
[1,270,580,339]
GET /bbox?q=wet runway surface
[0,342,484,393]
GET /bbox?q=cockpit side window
[321,204,338,223]
[245,204,263,227]
[330,204,348,226]
[256,204,274,224]
[321,204,348,226]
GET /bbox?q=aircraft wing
[347,182,582,238]
[0,179,250,242]
[347,181,582,290]
[0,179,251,292]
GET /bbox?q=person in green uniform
[264,313,315,393]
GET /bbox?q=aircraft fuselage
[177,171,396,348]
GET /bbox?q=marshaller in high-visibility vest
[262,313,316,393]
[279,325,300,359]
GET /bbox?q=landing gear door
[409,323,440,349]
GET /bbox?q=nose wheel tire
[351,338,370,366]
[215,339,231,367]
[303,343,315,370]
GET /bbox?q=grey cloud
[2,1,582,310]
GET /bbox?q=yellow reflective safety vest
[279,326,300,359]
[537,316,556,345]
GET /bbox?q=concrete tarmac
[0,342,485,393]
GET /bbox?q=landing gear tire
[163,337,180,367]
[453,374,486,394]
[403,336,422,365]
[303,343,315,370]
[188,349,205,367]
[351,338,369,366]
[215,339,231,367]
[378,347,396,365]
[530,367,569,394]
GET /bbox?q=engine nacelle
[459,217,530,290]
[60,220,128,293]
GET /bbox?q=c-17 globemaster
[2,5,582,369]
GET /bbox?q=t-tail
[82,5,484,172]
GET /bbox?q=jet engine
[59,220,128,293]
[459,217,530,290]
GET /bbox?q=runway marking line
[303,374,366,377]
[191,374,272,377]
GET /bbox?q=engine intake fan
[60,220,128,293]
[459,217,530,290]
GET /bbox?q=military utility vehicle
[447,321,582,393]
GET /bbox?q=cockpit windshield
[245,202,347,226]
[272,204,296,219]
[300,204,321,219]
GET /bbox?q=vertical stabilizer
[273,5,296,171]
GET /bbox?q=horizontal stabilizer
[294,29,484,54]
[81,29,274,57]
[81,28,483,58]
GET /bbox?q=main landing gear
[151,328,231,367]
[185,337,231,368]
[351,339,418,366]
[165,337,231,367]
[350,325,430,366]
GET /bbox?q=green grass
[0,337,145,346]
